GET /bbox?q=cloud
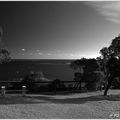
[38,52,43,55]
[86,1,120,24]
[47,53,52,55]
[29,53,33,55]
[36,49,40,52]
[21,48,26,51]
[57,53,88,58]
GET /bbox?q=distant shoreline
[11,59,75,61]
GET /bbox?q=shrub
[21,74,36,93]
[112,77,120,89]
[48,79,66,92]
[21,71,50,93]
[83,72,102,91]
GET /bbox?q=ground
[0,90,120,119]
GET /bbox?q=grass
[0,90,120,118]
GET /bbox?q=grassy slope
[0,90,120,118]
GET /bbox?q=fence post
[1,86,5,97]
[22,86,26,96]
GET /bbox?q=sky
[0,1,120,59]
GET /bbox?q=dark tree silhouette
[104,54,119,95]
[0,48,11,64]
[0,26,11,64]
[98,47,110,91]
[99,34,120,96]
[70,58,86,90]
[70,58,98,74]
[70,58,85,73]
[99,47,110,75]
[70,58,99,90]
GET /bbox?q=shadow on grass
[29,94,120,104]
[0,93,120,105]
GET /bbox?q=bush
[48,79,66,92]
[112,77,120,89]
[9,82,23,90]
[67,84,73,91]
[83,72,102,91]
[21,71,48,93]
[21,74,36,93]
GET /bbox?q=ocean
[0,59,75,81]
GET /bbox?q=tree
[0,26,11,64]
[70,58,86,90]
[0,48,11,64]
[99,47,110,75]
[70,58,99,90]
[82,58,98,73]
[99,47,111,92]
[81,58,100,90]
[103,55,119,95]
[99,34,120,96]
[108,35,120,57]
[70,58,86,74]
[48,79,66,92]
[22,71,51,93]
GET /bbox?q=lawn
[0,90,120,119]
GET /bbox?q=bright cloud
[36,49,40,52]
[21,48,26,51]
[47,53,52,55]
[86,1,120,24]
[38,52,43,55]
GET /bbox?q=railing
[1,85,27,97]
[0,81,81,83]
[0,80,85,97]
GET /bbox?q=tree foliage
[99,34,120,95]
[70,58,86,74]
[70,58,98,74]
[70,58,100,90]
[0,48,11,64]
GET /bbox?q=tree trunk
[104,75,114,96]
